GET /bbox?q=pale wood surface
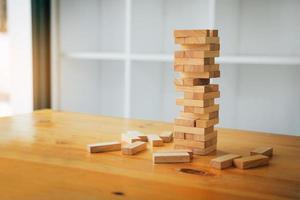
[0,110,299,200]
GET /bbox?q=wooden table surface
[0,110,299,200]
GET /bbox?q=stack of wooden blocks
[173,29,220,155]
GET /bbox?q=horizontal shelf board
[218,55,300,65]
[62,52,126,60]
[62,52,300,65]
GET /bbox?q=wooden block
[174,137,217,149]
[173,132,185,139]
[196,118,219,128]
[180,44,220,51]
[174,126,213,135]
[153,152,190,164]
[174,78,210,86]
[175,84,219,93]
[183,106,194,113]
[155,149,193,159]
[209,30,218,37]
[184,36,219,44]
[183,64,219,73]
[175,37,220,45]
[183,104,219,114]
[185,130,217,141]
[174,144,217,155]
[159,131,173,143]
[122,141,147,155]
[180,111,218,120]
[121,133,143,144]
[126,130,148,142]
[87,141,121,153]
[181,71,220,79]
[193,104,219,114]
[147,134,163,147]
[175,117,195,127]
[174,57,214,65]
[176,98,214,107]
[174,65,184,72]
[184,91,220,100]
[233,155,269,169]
[250,147,273,157]
[210,154,241,169]
[174,50,219,58]
[174,30,211,37]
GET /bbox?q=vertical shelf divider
[51,0,61,110]
[124,0,132,118]
[208,0,216,29]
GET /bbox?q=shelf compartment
[60,59,125,117]
[131,0,211,54]
[59,0,125,53]
[216,0,300,56]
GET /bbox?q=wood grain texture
[0,110,299,200]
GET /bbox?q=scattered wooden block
[175,50,219,58]
[250,147,273,157]
[181,71,220,79]
[176,98,214,107]
[147,134,163,147]
[174,137,217,149]
[159,131,173,143]
[180,44,220,51]
[173,132,185,139]
[180,111,218,120]
[174,126,213,134]
[174,144,217,155]
[174,64,219,73]
[121,133,143,144]
[184,91,220,100]
[174,57,214,65]
[210,154,241,169]
[175,117,195,127]
[126,130,148,142]
[196,118,219,128]
[122,141,147,155]
[155,149,193,159]
[185,130,217,141]
[233,155,269,169]
[175,84,219,93]
[153,152,190,164]
[87,141,121,153]
[174,78,210,86]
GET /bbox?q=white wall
[0,0,33,116]
[55,0,300,136]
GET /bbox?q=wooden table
[0,110,299,200]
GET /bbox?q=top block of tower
[174,29,219,45]
[174,29,218,37]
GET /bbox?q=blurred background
[0,0,300,135]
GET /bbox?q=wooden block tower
[173,29,220,155]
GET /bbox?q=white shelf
[218,56,300,65]
[62,52,126,60]
[62,52,300,65]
